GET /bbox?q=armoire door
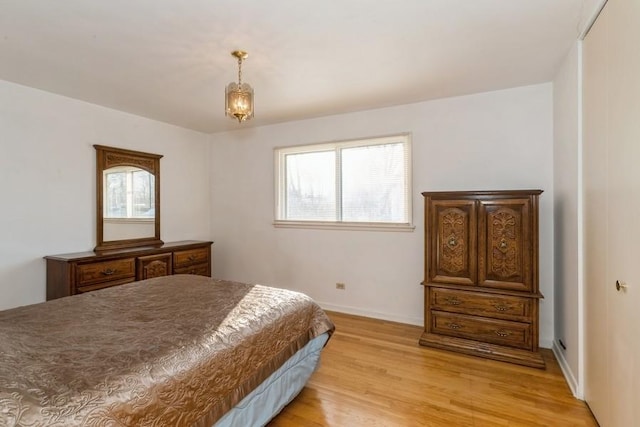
[477,198,533,293]
[583,0,640,425]
[426,199,477,286]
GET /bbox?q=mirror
[95,145,163,251]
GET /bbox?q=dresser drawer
[173,247,209,269]
[430,287,532,322]
[77,277,136,293]
[431,311,532,350]
[174,264,210,276]
[76,259,136,286]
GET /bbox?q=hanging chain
[237,57,243,86]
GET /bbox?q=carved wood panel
[478,199,531,291]
[105,152,156,173]
[428,200,476,285]
[136,253,172,280]
[440,209,466,273]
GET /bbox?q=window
[275,134,412,230]
[104,167,155,219]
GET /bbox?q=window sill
[104,218,155,224]
[273,220,415,232]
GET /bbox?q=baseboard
[540,337,554,349]
[317,302,423,326]
[552,340,582,399]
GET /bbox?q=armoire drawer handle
[448,323,462,330]
[445,297,462,306]
[448,238,457,247]
[188,255,196,261]
[495,330,510,337]
[101,268,117,276]
[499,240,508,249]
[494,304,509,312]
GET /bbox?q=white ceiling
[0,0,588,133]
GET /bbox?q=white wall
[0,80,211,310]
[209,83,555,346]
[552,41,582,395]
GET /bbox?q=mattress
[215,332,329,426]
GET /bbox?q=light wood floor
[269,311,598,427]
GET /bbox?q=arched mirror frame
[95,145,163,252]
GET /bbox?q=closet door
[584,1,640,425]
[583,3,610,424]
[606,0,640,425]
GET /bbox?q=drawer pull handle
[494,304,509,312]
[188,255,196,261]
[448,237,457,247]
[101,268,117,276]
[499,240,508,249]
[495,330,510,337]
[448,323,462,330]
[445,297,462,306]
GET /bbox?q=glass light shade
[225,82,254,122]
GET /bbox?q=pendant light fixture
[225,50,254,123]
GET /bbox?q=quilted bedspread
[0,275,334,426]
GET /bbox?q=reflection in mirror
[95,145,163,251]
[103,166,156,241]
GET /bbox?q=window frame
[274,133,414,231]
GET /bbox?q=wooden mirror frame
[94,145,163,252]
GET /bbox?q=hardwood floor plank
[269,311,597,426]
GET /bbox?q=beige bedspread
[0,275,334,426]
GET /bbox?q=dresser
[45,240,213,300]
[420,190,544,368]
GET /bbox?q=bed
[0,274,334,426]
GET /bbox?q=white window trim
[274,133,413,231]
[104,218,155,225]
[273,220,415,232]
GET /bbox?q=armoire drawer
[431,311,532,350]
[76,258,136,286]
[430,287,532,322]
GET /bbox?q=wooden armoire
[420,190,544,368]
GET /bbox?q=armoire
[583,0,640,425]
